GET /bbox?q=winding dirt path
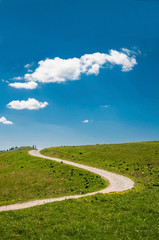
[0,150,134,212]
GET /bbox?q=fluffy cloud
[0,116,13,125]
[104,50,137,72]
[7,98,48,110]
[25,57,81,83]
[82,119,89,123]
[23,49,138,84]
[9,81,38,89]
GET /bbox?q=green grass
[0,190,158,240]
[0,150,107,206]
[0,141,158,239]
[13,146,33,151]
[41,141,159,189]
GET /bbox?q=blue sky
[0,0,159,149]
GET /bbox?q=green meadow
[0,150,106,206]
[0,142,159,239]
[42,141,159,189]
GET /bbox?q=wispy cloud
[7,98,48,110]
[101,105,110,108]
[27,69,33,73]
[82,119,89,123]
[24,62,34,69]
[12,76,23,81]
[121,48,141,56]
[9,81,38,89]
[0,116,13,125]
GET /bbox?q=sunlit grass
[0,142,158,239]
[0,150,107,206]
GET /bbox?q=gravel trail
[0,150,134,212]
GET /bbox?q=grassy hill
[41,141,159,189]
[0,150,106,206]
[0,141,158,239]
[13,146,33,151]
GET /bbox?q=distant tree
[9,147,14,151]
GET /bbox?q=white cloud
[121,48,133,56]
[27,69,33,73]
[80,52,107,75]
[0,116,13,125]
[102,105,110,108]
[24,63,34,69]
[121,48,141,56]
[82,119,89,123]
[12,76,23,81]
[24,64,30,68]
[7,98,48,110]
[23,49,138,84]
[9,81,38,89]
[25,57,81,83]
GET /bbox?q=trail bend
[0,150,134,212]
